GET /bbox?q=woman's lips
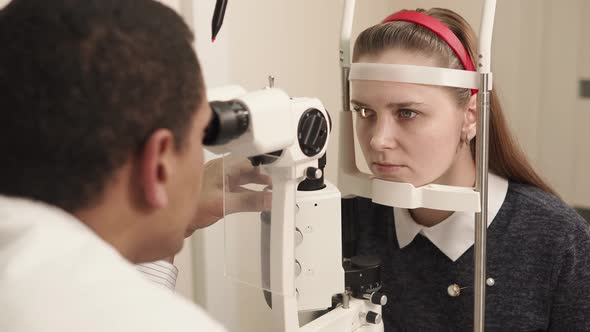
[372,163,405,173]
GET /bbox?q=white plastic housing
[478,0,497,73]
[350,63,489,90]
[300,298,383,332]
[271,96,331,170]
[339,0,356,68]
[206,88,295,158]
[372,179,481,213]
[295,182,344,311]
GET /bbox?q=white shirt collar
[394,173,509,262]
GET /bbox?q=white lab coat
[0,195,226,332]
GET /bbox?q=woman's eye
[398,109,418,119]
[353,107,375,119]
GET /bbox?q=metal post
[341,67,350,112]
[474,73,491,332]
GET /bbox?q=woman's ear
[137,129,177,209]
[463,93,478,140]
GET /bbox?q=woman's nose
[369,118,398,151]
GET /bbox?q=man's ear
[138,129,177,209]
[463,94,478,140]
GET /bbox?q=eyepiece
[203,100,250,146]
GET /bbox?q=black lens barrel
[203,100,250,146]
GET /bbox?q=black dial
[297,108,328,157]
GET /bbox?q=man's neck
[74,205,142,263]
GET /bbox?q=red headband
[382,11,478,94]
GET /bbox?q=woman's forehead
[357,48,440,67]
[351,80,439,106]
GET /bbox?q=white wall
[573,0,590,208]
[535,0,582,203]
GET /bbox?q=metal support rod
[474,73,491,332]
[341,67,350,112]
[342,289,351,309]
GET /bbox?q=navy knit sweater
[354,182,590,331]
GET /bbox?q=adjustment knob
[350,255,380,269]
[295,228,303,246]
[297,108,328,157]
[365,311,381,325]
[363,292,388,306]
[305,167,323,180]
[344,255,383,296]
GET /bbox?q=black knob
[305,167,322,180]
[344,255,382,297]
[364,292,388,306]
[350,255,380,269]
[297,108,328,157]
[297,153,327,192]
[365,311,381,325]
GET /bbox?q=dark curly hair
[0,0,205,211]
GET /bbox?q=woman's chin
[373,173,409,183]
[371,172,427,187]
[371,165,408,182]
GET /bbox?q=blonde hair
[352,8,557,196]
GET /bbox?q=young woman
[350,8,590,331]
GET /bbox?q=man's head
[0,0,211,262]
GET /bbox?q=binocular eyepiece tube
[203,100,250,146]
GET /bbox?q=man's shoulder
[86,278,227,331]
[0,238,226,332]
[0,197,227,332]
[1,273,226,331]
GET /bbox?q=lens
[203,100,250,146]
